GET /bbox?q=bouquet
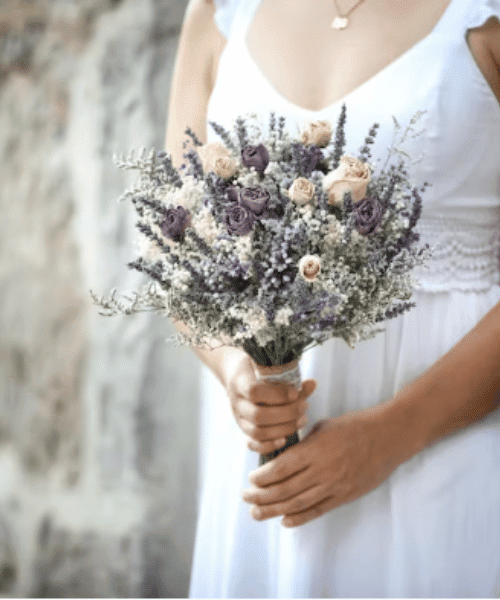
[92,105,431,464]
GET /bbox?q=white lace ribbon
[413,216,500,292]
[254,361,302,390]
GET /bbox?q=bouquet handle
[253,359,302,466]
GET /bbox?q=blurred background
[0,0,201,596]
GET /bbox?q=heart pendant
[331,16,349,29]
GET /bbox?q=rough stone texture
[29,514,142,598]
[0,0,199,596]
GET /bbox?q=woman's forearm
[373,299,500,467]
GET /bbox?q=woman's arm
[378,300,500,467]
[165,0,226,169]
[163,0,314,453]
[165,0,241,388]
[386,18,500,461]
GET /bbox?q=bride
[166,0,500,596]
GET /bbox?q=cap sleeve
[213,0,240,39]
[467,0,500,29]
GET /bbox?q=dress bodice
[208,0,500,291]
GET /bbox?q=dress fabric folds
[189,0,500,596]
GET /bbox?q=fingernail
[275,437,286,448]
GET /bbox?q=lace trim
[412,217,500,292]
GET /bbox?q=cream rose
[197,142,237,178]
[323,155,371,205]
[213,156,237,179]
[288,177,315,205]
[300,120,332,147]
[298,255,321,282]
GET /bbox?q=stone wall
[0,0,200,596]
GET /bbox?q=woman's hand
[224,354,317,454]
[241,410,401,527]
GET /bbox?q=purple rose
[354,196,383,235]
[161,205,191,242]
[224,204,255,236]
[240,186,270,216]
[241,144,270,173]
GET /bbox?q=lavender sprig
[208,121,237,152]
[235,116,250,150]
[136,222,171,253]
[183,127,203,147]
[332,103,347,169]
[156,151,183,188]
[358,122,380,162]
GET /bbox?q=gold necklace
[332,0,367,29]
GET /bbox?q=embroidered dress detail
[415,217,500,291]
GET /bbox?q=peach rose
[323,155,371,205]
[298,255,321,282]
[300,120,333,147]
[288,177,315,205]
[197,142,237,178]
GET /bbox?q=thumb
[299,378,317,399]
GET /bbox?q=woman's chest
[245,0,453,112]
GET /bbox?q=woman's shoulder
[181,0,227,53]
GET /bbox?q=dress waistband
[412,216,500,292]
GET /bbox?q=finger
[247,436,288,454]
[239,417,301,443]
[281,495,337,528]
[238,399,309,427]
[298,379,317,401]
[248,447,309,487]
[248,381,298,406]
[243,466,313,506]
[282,486,364,528]
[249,483,322,521]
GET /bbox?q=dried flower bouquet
[92,106,431,464]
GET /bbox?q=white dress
[189,0,500,596]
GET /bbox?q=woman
[166,0,500,596]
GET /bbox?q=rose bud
[298,255,321,282]
[224,204,255,236]
[288,177,315,205]
[354,196,384,235]
[240,186,270,216]
[241,144,270,173]
[300,120,333,147]
[161,206,192,242]
[323,155,371,205]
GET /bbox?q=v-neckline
[241,0,459,114]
